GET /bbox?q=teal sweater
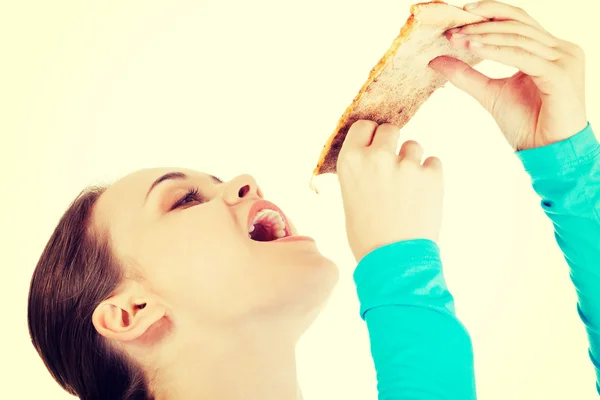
[354,123,600,399]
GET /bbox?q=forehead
[119,167,216,188]
[108,167,213,198]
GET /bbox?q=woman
[27,1,599,399]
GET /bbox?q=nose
[222,174,263,205]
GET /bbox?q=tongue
[251,223,274,242]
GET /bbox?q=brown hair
[27,186,154,400]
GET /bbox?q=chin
[294,254,339,315]
[293,249,338,288]
[248,245,339,324]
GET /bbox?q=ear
[92,282,167,343]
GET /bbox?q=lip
[247,199,294,237]
[274,235,314,243]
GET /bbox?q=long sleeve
[515,123,600,395]
[354,239,476,399]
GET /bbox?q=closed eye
[171,187,205,210]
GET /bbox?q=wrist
[353,234,440,263]
[516,122,598,177]
[354,237,439,264]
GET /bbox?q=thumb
[429,56,496,112]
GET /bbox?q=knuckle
[561,40,585,59]
[398,158,420,171]
[402,140,423,151]
[375,123,400,137]
[380,123,400,133]
[571,44,585,60]
[513,33,528,42]
[351,119,377,130]
[510,4,532,19]
[548,48,563,61]
[546,34,561,48]
[513,6,526,15]
[561,53,583,70]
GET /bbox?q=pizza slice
[311,1,487,186]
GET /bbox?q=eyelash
[172,187,203,209]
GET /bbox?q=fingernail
[452,33,466,39]
[469,41,483,47]
[464,2,478,11]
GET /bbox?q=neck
[153,317,303,400]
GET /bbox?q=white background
[2,0,598,398]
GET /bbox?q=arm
[354,239,476,400]
[516,123,600,394]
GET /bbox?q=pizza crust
[311,1,487,185]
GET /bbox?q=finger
[370,123,401,152]
[398,140,423,163]
[448,31,561,61]
[463,1,548,33]
[423,156,443,171]
[429,56,499,111]
[466,42,561,95]
[448,20,558,48]
[342,120,378,149]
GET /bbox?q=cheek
[137,221,255,310]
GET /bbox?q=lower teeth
[275,229,286,238]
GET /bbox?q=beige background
[1,0,598,398]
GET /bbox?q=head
[28,168,338,399]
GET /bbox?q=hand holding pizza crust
[430,0,588,151]
[336,121,444,262]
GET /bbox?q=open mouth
[247,201,293,242]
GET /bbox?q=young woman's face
[93,168,338,325]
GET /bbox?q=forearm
[354,239,476,400]
[516,122,600,393]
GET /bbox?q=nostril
[238,185,250,198]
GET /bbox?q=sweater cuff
[353,239,447,320]
[515,123,599,178]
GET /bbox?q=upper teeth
[250,209,287,238]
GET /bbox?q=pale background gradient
[1,0,598,399]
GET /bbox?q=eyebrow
[145,172,223,201]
